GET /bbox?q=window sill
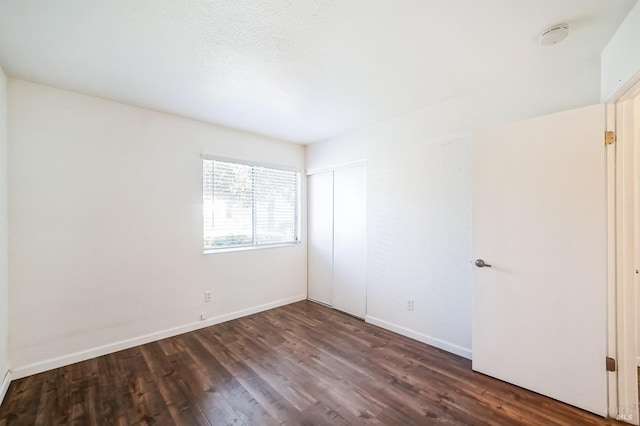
[203,241,301,255]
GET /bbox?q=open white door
[472,105,608,416]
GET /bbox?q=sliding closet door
[333,166,367,318]
[307,171,334,305]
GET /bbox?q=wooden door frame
[608,71,640,424]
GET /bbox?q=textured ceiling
[0,0,636,143]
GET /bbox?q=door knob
[475,259,492,268]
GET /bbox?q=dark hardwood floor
[0,301,626,425]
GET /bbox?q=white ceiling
[0,0,636,143]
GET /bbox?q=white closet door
[333,166,367,318]
[307,171,334,305]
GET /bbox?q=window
[203,157,300,251]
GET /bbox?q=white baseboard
[365,315,472,360]
[11,294,306,380]
[637,356,640,367]
[0,370,10,406]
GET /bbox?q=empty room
[1,0,640,425]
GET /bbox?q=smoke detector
[538,23,570,46]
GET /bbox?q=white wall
[307,121,473,358]
[8,80,306,375]
[601,1,640,102]
[0,66,9,397]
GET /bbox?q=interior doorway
[610,74,640,424]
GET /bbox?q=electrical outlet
[407,299,415,311]
[200,312,207,321]
[204,291,212,303]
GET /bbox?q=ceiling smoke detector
[538,23,570,46]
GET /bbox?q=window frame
[201,154,301,254]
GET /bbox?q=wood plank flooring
[0,301,626,425]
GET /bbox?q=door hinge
[605,131,615,146]
[606,357,616,372]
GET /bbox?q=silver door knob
[475,259,492,268]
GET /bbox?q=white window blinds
[203,158,300,250]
